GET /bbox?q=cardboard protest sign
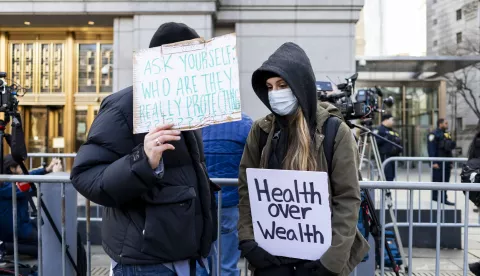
[246,168,332,261]
[132,33,241,133]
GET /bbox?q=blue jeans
[197,206,241,276]
[113,264,177,276]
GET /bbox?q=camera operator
[375,114,402,181]
[0,155,62,258]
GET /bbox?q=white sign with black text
[246,168,332,261]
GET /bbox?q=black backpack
[461,158,480,207]
[258,115,371,261]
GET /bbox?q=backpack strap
[258,115,342,176]
[322,116,342,176]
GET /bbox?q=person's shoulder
[428,131,438,143]
[240,112,254,125]
[100,86,133,114]
[253,113,274,134]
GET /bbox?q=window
[457,32,462,44]
[77,43,113,93]
[75,110,88,152]
[433,18,437,25]
[433,40,438,47]
[456,9,462,20]
[456,117,463,130]
[9,42,65,94]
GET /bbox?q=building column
[438,80,447,120]
[113,17,134,92]
[0,32,7,73]
[64,32,75,169]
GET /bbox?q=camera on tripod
[316,73,394,121]
[0,72,20,114]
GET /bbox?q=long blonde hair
[283,108,318,171]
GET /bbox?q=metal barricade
[5,174,480,276]
[25,153,76,171]
[381,157,473,229]
[4,174,76,276]
[213,178,480,276]
[360,180,480,276]
[24,153,103,223]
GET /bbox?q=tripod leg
[364,189,400,276]
[358,134,368,171]
[386,199,408,273]
[369,134,409,273]
[370,135,385,181]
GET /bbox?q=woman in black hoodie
[237,42,369,276]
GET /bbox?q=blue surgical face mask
[268,88,298,116]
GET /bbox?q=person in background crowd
[196,113,253,276]
[375,114,402,181]
[237,42,369,276]
[460,131,480,275]
[428,118,455,206]
[0,155,62,258]
[71,22,219,276]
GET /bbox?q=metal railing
[381,157,473,229]
[25,153,76,171]
[4,173,480,276]
[24,153,104,223]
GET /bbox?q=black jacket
[70,86,219,265]
[375,125,402,159]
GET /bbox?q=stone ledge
[0,1,217,14]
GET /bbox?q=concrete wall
[427,0,480,150]
[218,0,364,119]
[3,0,364,121]
[427,0,479,55]
[234,22,359,119]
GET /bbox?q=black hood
[252,42,318,132]
[149,22,200,48]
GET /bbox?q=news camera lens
[0,79,3,87]
[383,96,394,108]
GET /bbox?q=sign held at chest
[246,168,332,261]
[132,33,241,133]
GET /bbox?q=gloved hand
[238,240,280,269]
[304,260,338,276]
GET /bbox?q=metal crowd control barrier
[5,175,480,276]
[381,157,473,229]
[25,153,103,223]
[26,153,76,171]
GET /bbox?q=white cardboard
[132,33,241,133]
[246,168,332,261]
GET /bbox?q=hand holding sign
[144,123,181,169]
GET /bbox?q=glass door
[75,105,99,152]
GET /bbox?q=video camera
[316,73,394,122]
[0,72,20,114]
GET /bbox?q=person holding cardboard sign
[237,42,369,276]
[71,23,220,276]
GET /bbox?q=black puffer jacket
[70,86,219,265]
